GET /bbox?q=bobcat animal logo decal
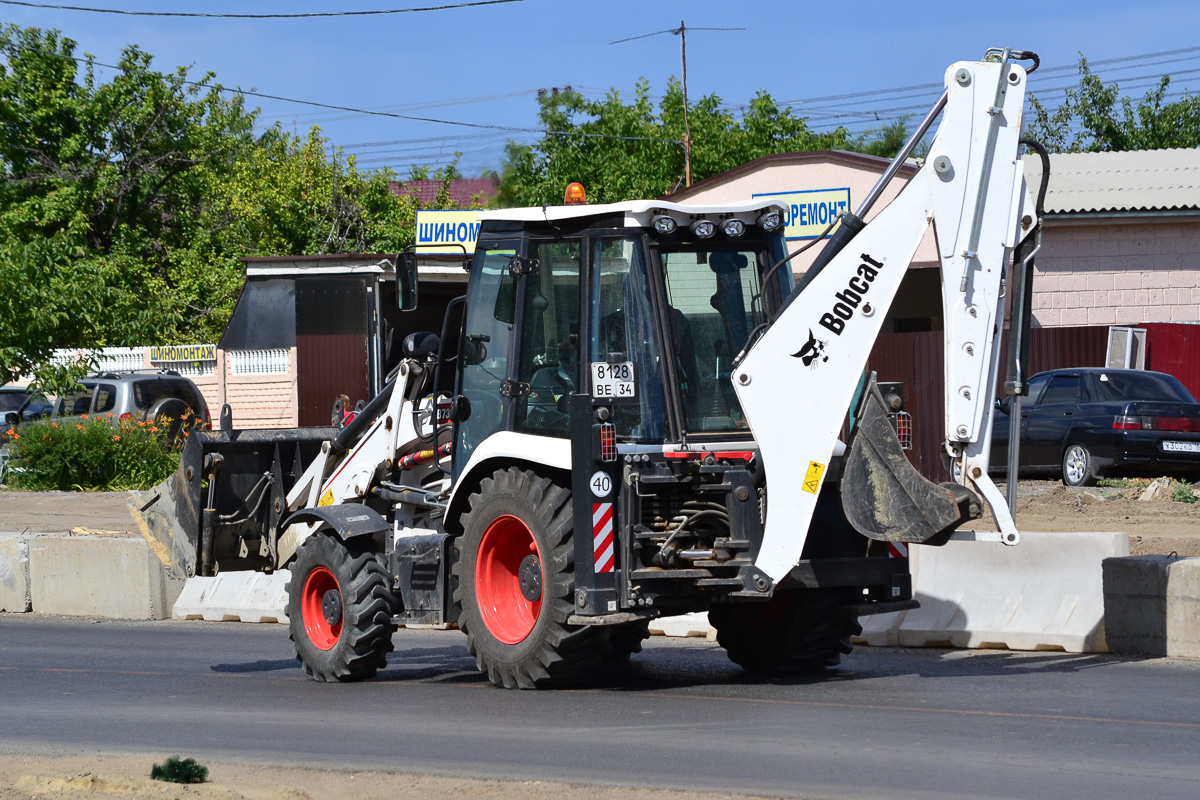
[791,329,828,368]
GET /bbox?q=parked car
[990,368,1200,486]
[0,385,30,415]
[2,370,211,441]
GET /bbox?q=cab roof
[476,197,788,229]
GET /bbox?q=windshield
[659,242,791,435]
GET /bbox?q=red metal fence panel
[1142,323,1200,401]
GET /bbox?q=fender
[281,504,389,542]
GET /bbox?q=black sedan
[989,368,1200,486]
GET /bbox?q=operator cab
[449,197,793,471]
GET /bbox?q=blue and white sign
[752,188,851,239]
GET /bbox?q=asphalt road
[1,616,1199,800]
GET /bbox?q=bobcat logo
[791,329,828,368]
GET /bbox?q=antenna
[610,22,744,187]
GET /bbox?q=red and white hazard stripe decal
[592,503,614,573]
[888,541,909,559]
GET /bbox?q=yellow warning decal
[801,461,826,494]
[319,489,335,507]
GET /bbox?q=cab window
[514,239,581,437]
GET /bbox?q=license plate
[591,361,636,399]
[1162,440,1200,453]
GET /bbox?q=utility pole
[610,22,743,189]
[679,21,692,186]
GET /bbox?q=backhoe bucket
[840,375,981,544]
[129,427,335,579]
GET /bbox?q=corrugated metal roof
[1022,148,1200,214]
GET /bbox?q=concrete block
[172,570,289,623]
[0,533,31,612]
[1104,556,1200,658]
[650,611,713,638]
[28,534,183,619]
[893,531,1127,653]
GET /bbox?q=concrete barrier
[172,571,290,623]
[0,533,31,612]
[862,531,1129,653]
[649,611,713,638]
[27,534,183,619]
[1104,555,1200,658]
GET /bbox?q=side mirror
[995,397,1011,413]
[4,411,17,427]
[396,251,418,312]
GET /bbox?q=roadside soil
[0,753,770,800]
[966,478,1200,556]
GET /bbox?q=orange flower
[81,414,88,419]
[112,435,120,441]
[76,424,83,429]
[106,413,113,418]
[51,422,58,428]
[150,426,159,433]
[183,431,189,438]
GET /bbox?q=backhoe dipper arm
[733,55,1035,582]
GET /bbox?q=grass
[150,756,208,784]
[1171,480,1199,504]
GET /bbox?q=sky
[2,0,1199,178]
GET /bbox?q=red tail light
[1113,415,1143,430]
[599,423,616,462]
[1152,416,1200,433]
[120,412,133,422]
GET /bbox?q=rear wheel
[709,589,861,672]
[287,532,397,682]
[452,467,606,689]
[1062,443,1098,487]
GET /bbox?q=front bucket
[129,426,336,579]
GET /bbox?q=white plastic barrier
[172,570,289,623]
[649,611,713,638]
[857,531,1130,653]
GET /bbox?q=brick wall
[1032,218,1200,327]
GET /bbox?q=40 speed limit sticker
[589,470,613,498]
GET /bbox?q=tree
[498,80,850,206]
[0,23,440,385]
[1027,56,1200,152]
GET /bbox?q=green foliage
[1028,55,1200,152]
[1171,480,1198,504]
[851,116,928,159]
[150,756,209,785]
[0,23,445,374]
[498,81,851,206]
[5,414,183,491]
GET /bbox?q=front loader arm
[733,55,1035,582]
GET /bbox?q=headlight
[652,215,678,234]
[757,211,783,232]
[722,218,746,237]
[690,219,716,239]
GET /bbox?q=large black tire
[709,589,862,673]
[452,467,607,689]
[287,532,398,682]
[599,619,651,662]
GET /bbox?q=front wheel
[287,532,397,682]
[1062,443,1098,487]
[452,467,606,689]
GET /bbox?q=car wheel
[1062,444,1097,487]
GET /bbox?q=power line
[0,0,524,18]
[25,48,684,147]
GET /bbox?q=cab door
[453,236,522,477]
